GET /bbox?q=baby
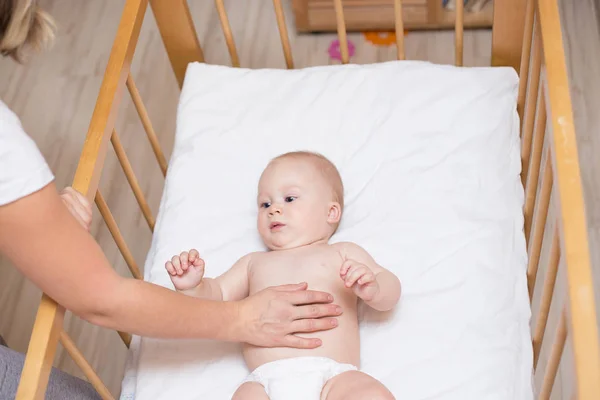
[164,151,401,400]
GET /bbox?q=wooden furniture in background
[291,0,494,32]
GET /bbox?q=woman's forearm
[182,278,223,301]
[89,277,238,341]
[0,183,239,341]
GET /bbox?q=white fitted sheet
[120,60,533,400]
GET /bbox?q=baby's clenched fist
[340,259,380,302]
[165,248,205,291]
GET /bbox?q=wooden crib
[13,0,600,399]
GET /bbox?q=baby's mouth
[270,222,285,230]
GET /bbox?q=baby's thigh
[322,371,395,400]
[232,382,269,400]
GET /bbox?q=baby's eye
[260,202,271,208]
[285,196,296,203]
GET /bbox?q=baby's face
[257,158,341,251]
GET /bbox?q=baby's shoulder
[329,242,364,259]
[330,241,363,254]
[245,250,268,263]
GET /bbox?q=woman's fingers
[59,187,93,231]
[281,335,322,349]
[273,282,308,292]
[239,285,342,349]
[293,303,342,320]
[281,288,334,305]
[289,317,338,334]
[279,318,339,349]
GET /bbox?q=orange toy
[363,30,408,46]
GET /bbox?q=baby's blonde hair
[0,0,56,62]
[271,151,344,211]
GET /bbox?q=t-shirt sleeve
[0,101,54,206]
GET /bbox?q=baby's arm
[336,242,401,311]
[165,249,251,301]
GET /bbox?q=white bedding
[120,60,533,400]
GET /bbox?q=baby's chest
[249,252,343,292]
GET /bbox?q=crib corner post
[491,0,528,73]
[149,0,205,88]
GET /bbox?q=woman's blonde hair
[0,0,55,62]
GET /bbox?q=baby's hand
[165,249,205,291]
[340,259,379,301]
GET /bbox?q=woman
[0,0,341,393]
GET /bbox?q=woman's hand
[235,282,343,349]
[59,187,92,231]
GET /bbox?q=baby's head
[257,151,344,251]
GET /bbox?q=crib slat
[521,20,542,184]
[214,0,240,67]
[59,332,114,400]
[539,307,568,400]
[333,0,349,64]
[393,0,405,60]
[126,74,168,177]
[15,295,64,400]
[524,89,547,240]
[150,0,204,88]
[533,225,560,369]
[94,190,143,281]
[527,152,553,301]
[517,0,535,120]
[272,0,294,69]
[111,130,156,231]
[454,0,464,66]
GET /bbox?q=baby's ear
[327,202,342,224]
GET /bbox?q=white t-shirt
[0,99,54,206]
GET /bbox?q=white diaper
[241,356,358,400]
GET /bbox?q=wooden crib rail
[14,0,600,399]
[15,0,154,398]
[521,0,600,398]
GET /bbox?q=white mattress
[120,60,533,400]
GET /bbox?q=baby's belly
[243,279,360,371]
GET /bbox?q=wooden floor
[0,0,599,397]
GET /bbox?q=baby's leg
[232,382,269,400]
[322,371,395,400]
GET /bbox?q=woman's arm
[0,183,341,348]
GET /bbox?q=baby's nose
[269,205,282,215]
